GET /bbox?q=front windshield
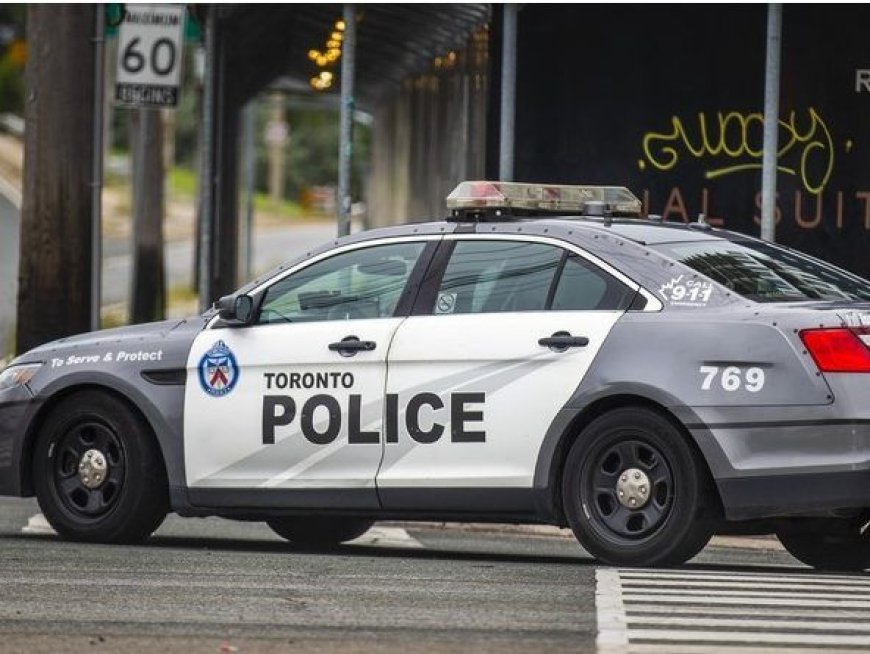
[652,239,870,303]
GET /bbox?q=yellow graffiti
[640,108,834,194]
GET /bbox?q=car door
[378,234,638,509]
[184,238,432,509]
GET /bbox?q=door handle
[538,331,589,352]
[328,336,376,356]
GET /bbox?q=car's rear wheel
[562,406,719,567]
[776,516,870,571]
[33,390,168,544]
[267,516,374,547]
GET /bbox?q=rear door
[378,234,639,507]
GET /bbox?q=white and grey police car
[3,180,870,570]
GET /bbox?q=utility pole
[129,108,166,323]
[337,3,356,237]
[499,3,517,182]
[760,3,782,242]
[17,6,96,353]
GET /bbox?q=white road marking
[349,526,424,549]
[619,571,870,586]
[621,578,870,592]
[629,616,870,632]
[21,513,56,536]
[596,567,870,652]
[595,568,628,652]
[21,513,422,550]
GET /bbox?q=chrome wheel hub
[78,449,108,489]
[616,467,651,509]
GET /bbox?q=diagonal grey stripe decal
[375,357,554,475]
[195,358,549,485]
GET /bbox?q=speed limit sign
[115,5,186,107]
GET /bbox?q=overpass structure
[18,4,867,355]
[191,4,491,309]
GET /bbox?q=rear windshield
[651,239,870,303]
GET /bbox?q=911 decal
[699,365,765,392]
[660,275,713,307]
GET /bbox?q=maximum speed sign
[115,5,186,108]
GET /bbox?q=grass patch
[100,306,127,330]
[252,192,305,219]
[168,166,198,197]
[170,166,308,219]
[167,284,200,318]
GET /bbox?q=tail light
[799,328,870,373]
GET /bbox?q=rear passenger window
[435,241,561,314]
[552,255,635,310]
[432,240,634,315]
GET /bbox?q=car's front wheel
[776,516,870,571]
[562,406,719,567]
[267,516,374,547]
[33,390,168,544]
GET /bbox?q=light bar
[446,181,642,216]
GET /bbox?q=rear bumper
[687,411,870,520]
[718,469,870,520]
[0,387,37,497]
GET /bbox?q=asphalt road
[4,497,867,654]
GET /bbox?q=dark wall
[514,4,870,277]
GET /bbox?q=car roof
[401,215,736,245]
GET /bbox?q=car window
[432,240,633,315]
[652,240,870,302]
[434,241,560,315]
[258,242,426,324]
[551,254,636,310]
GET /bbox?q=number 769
[699,365,765,392]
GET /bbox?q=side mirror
[217,294,255,325]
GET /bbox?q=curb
[387,521,785,552]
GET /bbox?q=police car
[2,180,870,570]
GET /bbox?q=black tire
[562,406,719,567]
[267,516,374,547]
[32,390,168,544]
[776,517,870,571]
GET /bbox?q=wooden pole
[129,108,166,324]
[17,6,96,353]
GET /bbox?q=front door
[184,239,429,508]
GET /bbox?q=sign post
[115,4,185,108]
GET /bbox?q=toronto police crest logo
[198,340,239,397]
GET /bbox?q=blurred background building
[1,4,869,358]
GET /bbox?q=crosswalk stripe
[597,567,870,652]
[595,568,629,651]
[626,645,857,654]
[628,616,870,632]
[622,587,870,600]
[626,604,870,620]
[621,579,870,592]
[627,629,870,646]
[620,594,870,608]
[620,571,870,585]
